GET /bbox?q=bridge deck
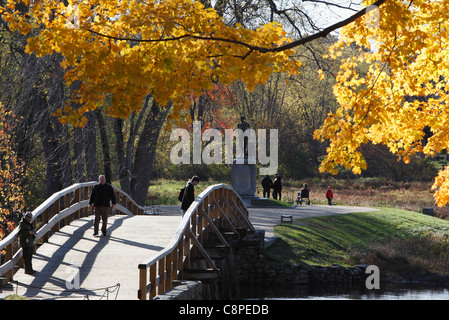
[9,214,181,300]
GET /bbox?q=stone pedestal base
[232,156,257,199]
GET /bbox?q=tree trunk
[73,126,85,182]
[114,118,130,193]
[85,111,98,181]
[114,94,152,195]
[95,109,112,183]
[32,88,63,197]
[130,100,170,205]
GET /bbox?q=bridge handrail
[0,181,145,281]
[138,183,254,300]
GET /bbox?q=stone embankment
[233,232,369,288]
[237,261,369,286]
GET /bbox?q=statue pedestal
[232,156,258,204]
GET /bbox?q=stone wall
[232,232,369,288]
[153,281,203,300]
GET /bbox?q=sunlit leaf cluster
[314,0,449,206]
[2,0,300,126]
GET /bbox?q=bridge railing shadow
[137,184,255,300]
[0,182,145,283]
[20,214,136,299]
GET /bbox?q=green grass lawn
[264,208,449,277]
[3,294,28,300]
[146,179,221,205]
[146,179,293,206]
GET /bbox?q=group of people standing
[261,173,283,200]
[261,176,335,206]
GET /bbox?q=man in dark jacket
[19,212,36,274]
[272,173,282,200]
[89,175,116,236]
[261,175,273,198]
[181,176,200,216]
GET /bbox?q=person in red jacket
[326,186,333,205]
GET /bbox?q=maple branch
[85,0,387,56]
[86,28,192,43]
[272,0,387,53]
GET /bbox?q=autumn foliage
[2,0,300,127]
[0,102,26,240]
[2,0,449,208]
[313,0,449,207]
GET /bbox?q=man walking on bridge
[89,175,116,236]
[181,176,200,217]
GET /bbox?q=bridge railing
[0,181,145,282]
[138,184,254,300]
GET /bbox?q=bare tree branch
[302,0,360,12]
[84,0,386,58]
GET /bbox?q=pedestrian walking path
[247,204,378,247]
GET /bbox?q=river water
[240,283,449,300]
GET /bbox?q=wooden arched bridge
[0,182,255,300]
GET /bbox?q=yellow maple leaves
[2,0,300,127]
[314,0,449,206]
[7,0,449,207]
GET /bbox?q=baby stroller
[296,187,310,205]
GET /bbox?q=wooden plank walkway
[8,214,181,300]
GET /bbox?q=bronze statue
[237,116,250,157]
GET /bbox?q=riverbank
[264,208,449,284]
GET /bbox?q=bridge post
[73,188,80,220]
[158,257,165,295]
[198,201,204,243]
[64,193,70,226]
[83,186,89,217]
[183,228,191,270]
[5,243,13,282]
[51,198,60,233]
[149,263,157,298]
[176,241,183,279]
[42,208,49,243]
[139,267,147,300]
[165,252,172,291]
